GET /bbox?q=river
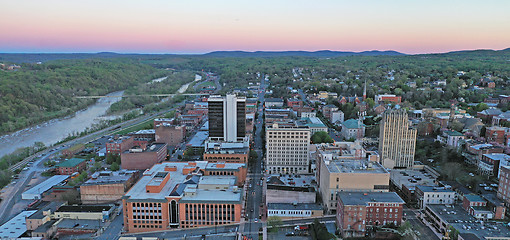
[0,76,197,158]
[0,91,124,158]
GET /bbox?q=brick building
[106,136,134,155]
[121,143,168,170]
[122,161,245,233]
[203,141,249,164]
[55,158,87,175]
[375,94,401,104]
[336,192,404,238]
[80,170,139,204]
[497,166,510,208]
[485,126,508,144]
[154,123,186,147]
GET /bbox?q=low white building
[267,203,322,220]
[415,185,455,209]
[22,175,70,200]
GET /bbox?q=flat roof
[416,185,455,193]
[326,159,388,174]
[205,162,246,171]
[482,153,510,161]
[339,192,404,205]
[22,175,70,197]
[83,170,137,186]
[179,187,241,204]
[198,176,236,186]
[268,203,322,211]
[390,169,437,190]
[0,210,37,238]
[57,219,101,230]
[188,131,208,147]
[426,204,510,239]
[56,205,113,213]
[124,161,242,202]
[56,158,86,168]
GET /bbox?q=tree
[267,216,282,233]
[249,150,258,165]
[311,131,334,144]
[111,162,120,171]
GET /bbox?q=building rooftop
[265,98,284,103]
[56,219,101,230]
[326,159,387,174]
[22,175,70,197]
[56,205,113,213]
[267,203,322,211]
[28,201,64,220]
[205,162,246,171]
[464,194,485,202]
[390,169,437,191]
[56,158,86,168]
[132,129,156,135]
[444,130,464,137]
[123,161,243,203]
[0,210,37,239]
[338,192,404,205]
[342,119,364,129]
[83,170,138,186]
[416,185,454,193]
[427,204,510,239]
[482,153,510,161]
[188,131,209,148]
[298,117,327,128]
[204,141,249,154]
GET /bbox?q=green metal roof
[342,119,364,129]
[56,158,86,168]
[445,130,464,136]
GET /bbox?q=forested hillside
[0,59,164,135]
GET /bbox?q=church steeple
[363,80,367,101]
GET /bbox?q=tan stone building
[266,122,310,174]
[379,109,417,169]
[316,145,390,213]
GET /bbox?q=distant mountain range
[202,50,405,57]
[1,48,509,63]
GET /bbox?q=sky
[1,0,509,54]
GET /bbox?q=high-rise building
[266,122,310,174]
[208,94,246,142]
[379,109,417,169]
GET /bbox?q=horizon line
[0,47,509,56]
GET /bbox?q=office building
[379,109,417,169]
[266,122,310,174]
[316,144,390,213]
[208,94,246,142]
[122,161,246,233]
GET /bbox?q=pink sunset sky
[1,0,509,54]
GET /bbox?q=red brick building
[336,192,404,238]
[375,95,401,104]
[122,161,245,233]
[286,98,303,109]
[155,123,186,147]
[485,126,508,144]
[121,143,168,170]
[55,158,87,175]
[106,136,134,155]
[497,166,510,209]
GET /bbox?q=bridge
[74,93,206,99]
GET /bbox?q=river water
[0,91,124,158]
